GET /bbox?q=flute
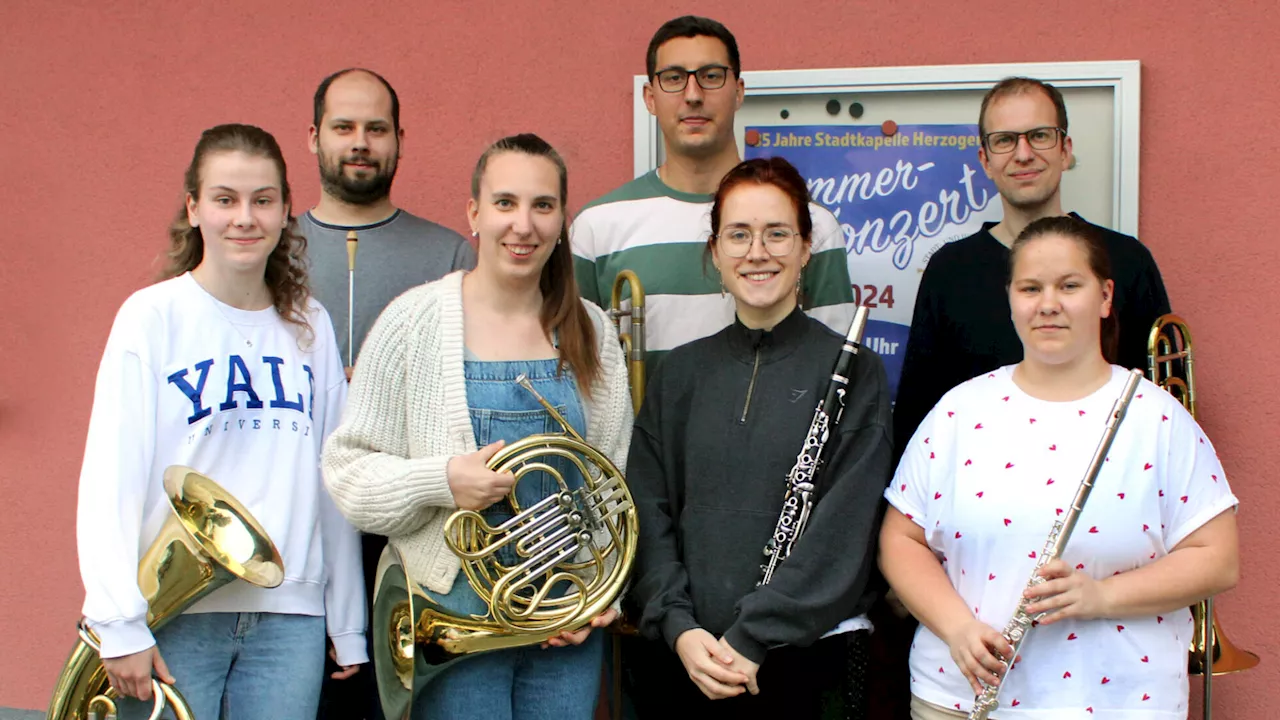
[967,368,1143,719]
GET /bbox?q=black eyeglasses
[982,126,1066,154]
[654,64,731,93]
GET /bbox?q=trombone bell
[1190,600,1259,676]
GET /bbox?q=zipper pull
[739,349,762,424]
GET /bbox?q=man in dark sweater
[893,77,1170,458]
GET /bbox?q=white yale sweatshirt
[76,273,367,665]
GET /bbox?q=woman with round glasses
[625,156,892,718]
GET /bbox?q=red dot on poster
[745,129,761,146]
[881,120,898,136]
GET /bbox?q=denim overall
[414,355,605,720]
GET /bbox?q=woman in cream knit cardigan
[322,134,632,719]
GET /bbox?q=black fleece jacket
[626,307,892,664]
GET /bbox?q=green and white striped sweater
[571,170,856,372]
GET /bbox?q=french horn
[372,374,636,720]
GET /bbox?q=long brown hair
[1010,215,1119,363]
[470,133,600,394]
[160,123,312,342]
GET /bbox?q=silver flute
[759,305,870,586]
[967,368,1143,719]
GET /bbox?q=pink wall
[2,0,1276,713]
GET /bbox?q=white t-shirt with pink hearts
[885,364,1238,719]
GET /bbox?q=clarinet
[967,368,1144,719]
[759,305,871,586]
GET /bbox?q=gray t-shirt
[300,209,477,366]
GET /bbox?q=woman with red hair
[625,157,892,718]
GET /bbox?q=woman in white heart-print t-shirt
[880,216,1240,720]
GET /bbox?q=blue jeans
[410,358,601,719]
[118,612,325,720]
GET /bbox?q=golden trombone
[609,270,645,413]
[1147,314,1259,719]
[603,269,645,719]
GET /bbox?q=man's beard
[318,151,398,206]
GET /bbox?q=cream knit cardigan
[321,270,632,594]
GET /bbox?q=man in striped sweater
[571,16,856,375]
[576,16,863,720]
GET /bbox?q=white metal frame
[633,60,1141,235]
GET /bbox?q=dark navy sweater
[893,214,1171,463]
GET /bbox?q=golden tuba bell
[1148,315,1259,719]
[608,269,646,413]
[372,374,637,720]
[47,466,285,720]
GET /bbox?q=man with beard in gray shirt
[303,67,474,720]
[301,68,475,380]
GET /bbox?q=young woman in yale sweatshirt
[625,157,893,718]
[75,124,366,719]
